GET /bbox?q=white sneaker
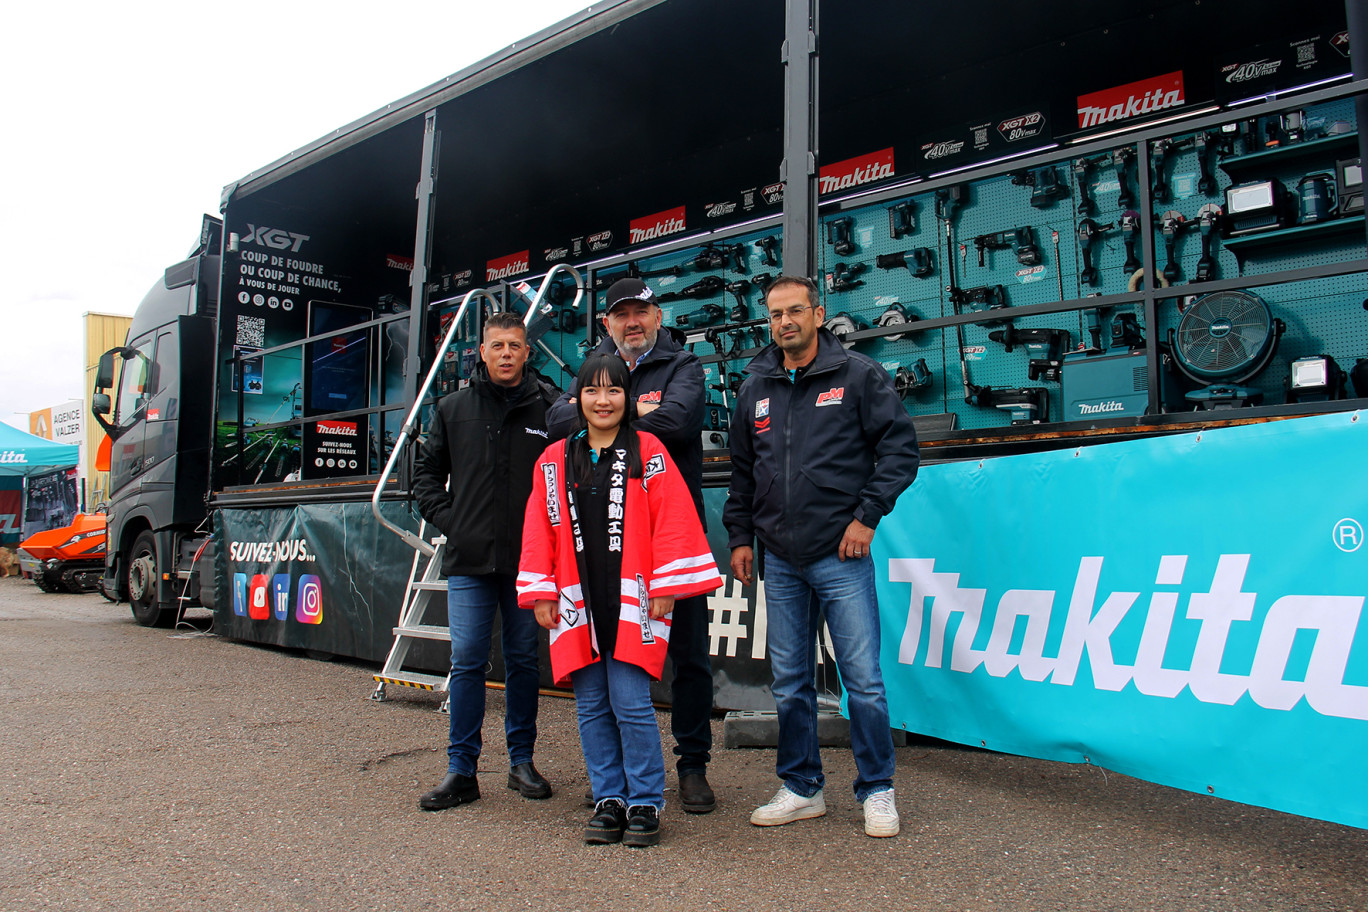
[862,788,900,837]
[750,786,826,826]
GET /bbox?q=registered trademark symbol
[1332,518,1363,553]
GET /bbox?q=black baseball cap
[604,277,658,313]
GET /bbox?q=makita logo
[386,254,414,271]
[316,421,358,437]
[1079,400,1127,415]
[1078,71,1186,129]
[1223,59,1282,83]
[706,201,738,218]
[761,182,785,205]
[241,224,309,253]
[587,231,614,253]
[544,246,569,263]
[922,140,966,161]
[0,450,27,465]
[890,554,1368,722]
[997,112,1046,142]
[629,207,687,245]
[227,538,315,564]
[820,148,895,195]
[486,250,531,282]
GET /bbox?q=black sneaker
[418,773,480,811]
[585,798,627,844]
[623,805,661,847]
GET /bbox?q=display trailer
[90,0,1368,828]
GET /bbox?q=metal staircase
[368,265,584,704]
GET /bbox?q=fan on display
[1167,290,1285,409]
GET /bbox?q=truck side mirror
[92,393,111,416]
[95,352,116,390]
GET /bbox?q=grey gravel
[2,575,1365,912]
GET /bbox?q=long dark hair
[570,353,643,480]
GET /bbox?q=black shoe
[623,805,661,847]
[585,799,627,844]
[506,762,552,799]
[418,773,480,811]
[679,772,716,814]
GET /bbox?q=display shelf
[1217,133,1359,177]
[1222,214,1366,253]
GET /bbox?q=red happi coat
[517,431,722,685]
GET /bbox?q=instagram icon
[295,575,323,625]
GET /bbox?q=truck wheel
[127,531,175,628]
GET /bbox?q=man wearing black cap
[547,277,716,813]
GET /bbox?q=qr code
[236,315,265,348]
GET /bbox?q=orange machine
[17,512,108,594]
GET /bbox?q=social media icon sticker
[296,575,323,625]
[272,574,291,621]
[233,573,248,616]
[249,574,271,620]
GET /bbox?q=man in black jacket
[547,277,717,813]
[724,275,919,838]
[413,311,559,811]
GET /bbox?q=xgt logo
[815,387,845,407]
[544,246,569,263]
[241,224,309,253]
[820,148,895,195]
[922,140,966,161]
[637,390,662,404]
[761,183,785,205]
[629,207,686,245]
[587,231,614,253]
[997,112,1045,142]
[1331,30,1350,57]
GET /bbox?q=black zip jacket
[723,328,920,565]
[547,326,706,521]
[412,367,559,577]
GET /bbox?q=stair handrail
[370,265,585,553]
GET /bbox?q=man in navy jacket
[547,277,717,812]
[724,275,919,838]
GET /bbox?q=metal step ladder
[369,522,454,704]
[367,264,584,705]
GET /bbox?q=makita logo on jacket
[819,148,895,195]
[487,250,531,282]
[1077,71,1185,129]
[629,207,686,244]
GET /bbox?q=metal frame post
[780,0,819,280]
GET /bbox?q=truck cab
[92,216,220,626]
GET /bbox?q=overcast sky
[1,0,592,424]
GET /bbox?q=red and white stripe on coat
[652,553,723,595]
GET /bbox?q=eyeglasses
[768,304,812,322]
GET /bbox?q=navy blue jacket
[723,328,920,565]
[547,326,706,521]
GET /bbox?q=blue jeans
[571,655,665,811]
[763,550,895,801]
[446,574,540,777]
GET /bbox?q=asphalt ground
[2,575,1365,912]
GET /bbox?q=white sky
[1,0,593,423]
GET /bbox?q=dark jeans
[668,593,714,774]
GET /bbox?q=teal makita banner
[872,411,1367,829]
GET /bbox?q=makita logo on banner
[629,207,686,244]
[997,112,1045,142]
[385,254,414,271]
[486,250,531,282]
[1079,400,1127,415]
[1077,71,1186,129]
[1223,59,1283,83]
[820,148,895,195]
[241,224,309,253]
[316,421,358,437]
[586,230,614,253]
[922,140,966,161]
[0,450,27,465]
